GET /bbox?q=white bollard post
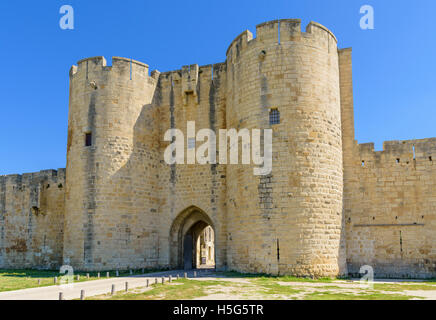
[116,270,119,277]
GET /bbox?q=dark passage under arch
[170,206,215,270]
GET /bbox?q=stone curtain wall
[0,170,65,269]
[343,138,436,278]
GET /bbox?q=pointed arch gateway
[169,206,215,270]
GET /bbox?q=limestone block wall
[344,139,436,278]
[225,20,345,277]
[0,169,65,269]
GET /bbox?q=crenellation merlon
[256,20,280,43]
[225,30,253,57]
[158,71,176,86]
[76,56,107,74]
[150,70,160,80]
[112,56,149,78]
[69,65,78,77]
[358,142,375,154]
[160,63,226,82]
[279,19,302,42]
[199,65,213,82]
[339,47,352,53]
[306,21,337,43]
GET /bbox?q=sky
[0,0,435,175]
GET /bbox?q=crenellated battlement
[226,19,337,61]
[0,169,66,218]
[357,138,436,165]
[0,169,66,187]
[70,56,157,85]
[156,62,226,108]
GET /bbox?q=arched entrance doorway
[169,206,215,270]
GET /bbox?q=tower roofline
[225,19,337,57]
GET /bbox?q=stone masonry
[0,19,434,278]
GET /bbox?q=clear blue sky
[0,0,435,175]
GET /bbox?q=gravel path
[0,270,199,300]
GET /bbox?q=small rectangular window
[269,108,280,125]
[85,133,92,147]
[188,137,195,149]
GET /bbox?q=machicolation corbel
[182,64,199,105]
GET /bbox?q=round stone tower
[64,56,160,270]
[225,20,346,277]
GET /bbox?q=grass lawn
[303,291,417,300]
[87,272,436,300]
[89,279,233,300]
[1,269,435,300]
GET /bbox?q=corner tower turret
[64,56,160,270]
[225,20,346,277]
